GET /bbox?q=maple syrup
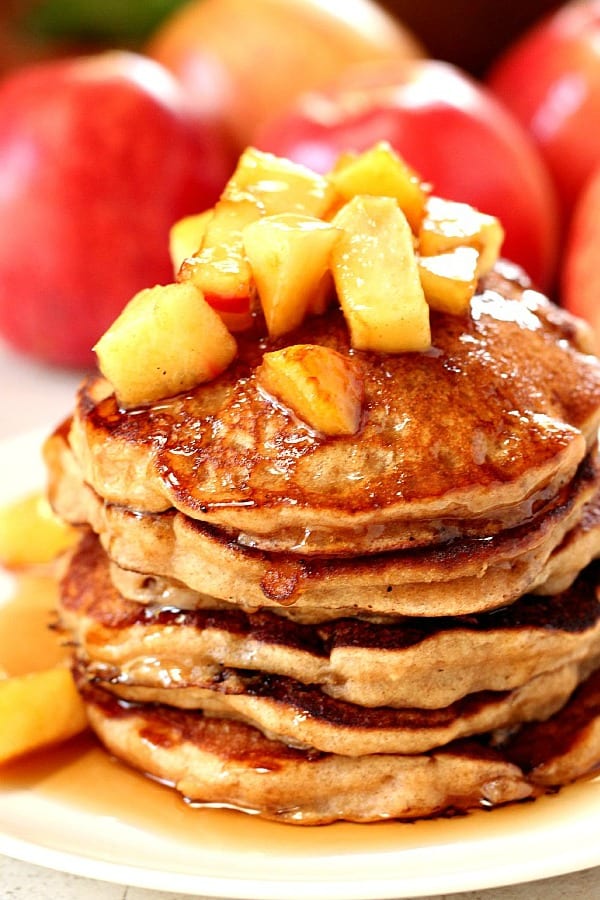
[0,559,599,871]
[2,496,600,879]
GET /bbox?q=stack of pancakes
[46,264,600,824]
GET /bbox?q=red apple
[0,50,235,367]
[561,163,600,340]
[147,0,423,149]
[255,60,559,292]
[488,0,600,220]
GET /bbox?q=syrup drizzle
[1,566,599,868]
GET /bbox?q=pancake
[60,532,600,710]
[45,237,600,822]
[46,427,600,617]
[79,665,600,825]
[62,534,600,757]
[87,655,598,757]
[81,679,534,825]
[67,268,600,557]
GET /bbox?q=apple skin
[487,0,600,220]
[561,164,600,343]
[147,0,423,148]
[255,60,559,292]
[0,51,236,367]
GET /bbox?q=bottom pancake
[79,666,600,825]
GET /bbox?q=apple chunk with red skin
[0,51,234,367]
[177,192,263,333]
[257,344,363,436]
[94,282,237,409]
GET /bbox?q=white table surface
[2,335,600,900]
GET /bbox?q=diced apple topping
[419,196,505,276]
[329,142,429,232]
[0,493,78,568]
[94,282,237,408]
[257,344,363,436]
[94,143,510,409]
[307,270,335,316]
[243,213,340,338]
[331,195,431,352]
[227,147,339,218]
[169,210,212,273]
[417,246,480,315]
[177,191,263,332]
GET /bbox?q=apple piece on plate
[170,210,213,273]
[257,344,363,436]
[331,195,431,352]
[328,141,429,232]
[178,191,263,331]
[243,213,340,337]
[94,282,237,408]
[417,246,479,315]
[0,493,78,568]
[419,196,504,276]
[227,147,339,218]
[0,668,88,765]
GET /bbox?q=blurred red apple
[561,164,600,340]
[488,0,600,219]
[147,0,423,148]
[256,60,560,291]
[0,50,235,367]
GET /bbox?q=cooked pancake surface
[47,258,600,822]
[60,533,600,710]
[47,429,600,616]
[80,665,600,825]
[68,270,600,555]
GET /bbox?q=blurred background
[0,0,564,77]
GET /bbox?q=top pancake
[69,267,600,556]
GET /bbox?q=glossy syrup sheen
[2,566,600,867]
[77,271,600,526]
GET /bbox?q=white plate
[2,428,600,900]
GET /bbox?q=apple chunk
[417,246,480,315]
[0,493,78,568]
[178,191,263,331]
[329,142,429,232]
[243,213,340,338]
[169,209,213,273]
[419,196,504,276]
[227,147,339,217]
[94,282,237,408]
[257,344,363,436]
[331,195,431,352]
[0,667,89,764]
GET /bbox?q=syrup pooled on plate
[1,493,600,866]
